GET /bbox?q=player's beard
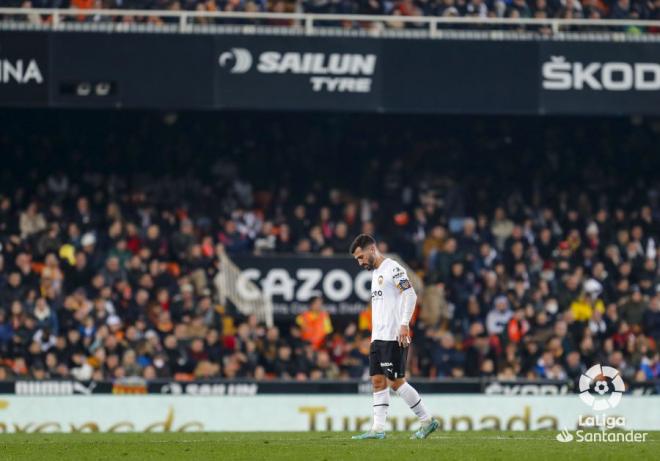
[363,254,375,271]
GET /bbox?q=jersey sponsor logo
[397,279,411,292]
[380,362,393,367]
[371,290,383,298]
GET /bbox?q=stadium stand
[0,110,659,384]
[3,0,660,22]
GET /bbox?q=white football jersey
[370,258,413,342]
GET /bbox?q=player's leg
[352,341,388,440]
[391,377,438,438]
[371,374,389,433]
[388,341,438,439]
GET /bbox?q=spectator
[296,297,333,349]
[643,294,660,341]
[619,285,648,328]
[430,332,465,377]
[19,202,46,239]
[486,295,513,336]
[570,279,606,322]
[610,0,631,18]
[273,344,298,378]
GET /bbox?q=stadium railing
[1,8,660,41]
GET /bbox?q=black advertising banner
[213,37,539,113]
[2,379,658,395]
[1,30,660,115]
[382,39,539,114]
[0,32,48,106]
[214,36,382,111]
[539,41,660,115]
[49,33,214,109]
[231,256,371,318]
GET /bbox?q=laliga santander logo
[555,363,649,443]
[219,48,253,74]
[578,364,625,411]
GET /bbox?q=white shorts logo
[219,48,253,74]
[578,364,625,410]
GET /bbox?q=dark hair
[310,295,323,304]
[349,234,376,254]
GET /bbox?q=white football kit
[370,258,416,342]
[362,256,435,438]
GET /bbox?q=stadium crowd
[0,110,659,385]
[4,0,660,24]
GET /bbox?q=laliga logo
[578,364,625,411]
[219,48,253,74]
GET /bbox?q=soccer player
[349,234,439,440]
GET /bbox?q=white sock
[396,382,431,423]
[372,388,390,432]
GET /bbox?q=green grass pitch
[0,431,658,460]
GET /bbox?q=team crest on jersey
[378,275,383,285]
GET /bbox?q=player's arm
[393,264,416,347]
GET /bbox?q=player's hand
[398,325,411,348]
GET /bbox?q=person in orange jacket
[296,296,333,349]
[359,303,372,332]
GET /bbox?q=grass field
[1,431,658,461]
